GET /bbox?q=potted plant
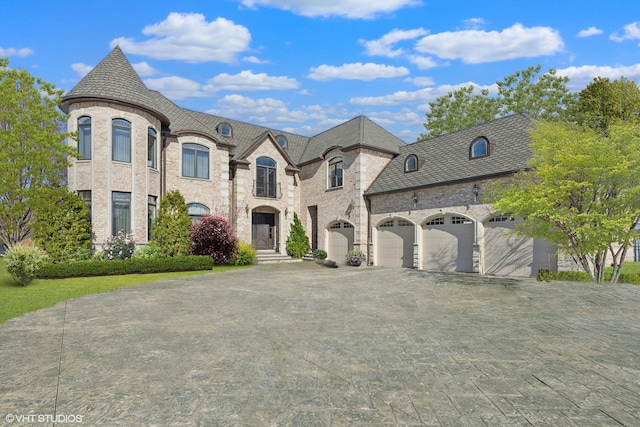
[312,249,327,264]
[345,248,366,266]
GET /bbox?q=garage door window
[451,216,472,224]
[426,217,444,225]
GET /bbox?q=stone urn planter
[345,248,366,267]
[312,249,327,265]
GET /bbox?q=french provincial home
[62,47,580,276]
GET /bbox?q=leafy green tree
[0,57,76,248]
[419,86,499,139]
[32,187,93,263]
[571,76,640,135]
[420,65,576,138]
[285,212,311,258]
[151,190,192,257]
[490,121,640,284]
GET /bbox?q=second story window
[328,157,343,189]
[219,123,232,137]
[112,119,131,163]
[78,116,91,160]
[256,156,277,198]
[470,138,489,159]
[404,155,418,172]
[182,143,209,179]
[148,128,157,169]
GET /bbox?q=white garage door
[423,215,474,272]
[327,221,354,262]
[484,216,557,277]
[377,219,415,268]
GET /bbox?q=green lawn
[0,259,248,324]
[605,261,640,275]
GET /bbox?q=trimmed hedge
[537,269,640,285]
[37,256,214,279]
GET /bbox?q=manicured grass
[604,261,640,275]
[0,259,249,324]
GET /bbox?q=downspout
[160,134,167,197]
[364,194,372,266]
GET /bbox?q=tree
[31,187,93,263]
[420,65,576,138]
[190,215,238,264]
[151,190,192,257]
[285,212,311,258]
[0,57,76,248]
[490,121,640,284]
[572,76,640,135]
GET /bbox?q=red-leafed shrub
[189,215,238,264]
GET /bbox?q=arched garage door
[423,215,474,272]
[376,219,415,268]
[327,221,354,261]
[484,215,557,277]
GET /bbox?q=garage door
[483,215,556,277]
[423,215,474,272]
[327,221,354,262]
[377,219,415,267]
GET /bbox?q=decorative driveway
[1,263,639,426]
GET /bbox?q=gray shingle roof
[299,116,403,164]
[61,47,169,125]
[62,47,405,168]
[365,113,534,196]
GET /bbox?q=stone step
[254,250,302,264]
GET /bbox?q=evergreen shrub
[285,212,310,258]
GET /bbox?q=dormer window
[404,155,418,173]
[470,137,489,159]
[277,135,287,149]
[219,123,232,137]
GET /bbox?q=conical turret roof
[62,46,169,125]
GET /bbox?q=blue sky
[3,0,640,142]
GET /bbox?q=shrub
[345,248,366,265]
[31,188,93,263]
[3,244,48,286]
[312,249,327,260]
[37,255,213,278]
[536,269,553,282]
[103,231,135,260]
[133,242,166,259]
[151,191,192,257]
[285,212,311,258]
[230,241,257,266]
[190,215,238,264]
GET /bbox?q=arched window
[112,119,131,163]
[328,157,343,189]
[277,135,287,149]
[182,143,209,179]
[219,123,232,137]
[256,156,277,198]
[404,155,418,172]
[470,137,489,159]
[187,203,210,224]
[147,128,157,168]
[78,116,91,160]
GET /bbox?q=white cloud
[144,76,202,99]
[132,61,157,76]
[414,23,564,63]
[112,13,251,63]
[350,82,494,105]
[610,22,640,43]
[208,94,320,125]
[308,63,409,81]
[239,0,421,19]
[360,28,428,57]
[203,71,300,91]
[407,55,439,69]
[577,27,603,38]
[243,55,269,64]
[0,47,33,57]
[71,63,93,77]
[404,76,435,86]
[556,64,640,89]
[461,18,486,30]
